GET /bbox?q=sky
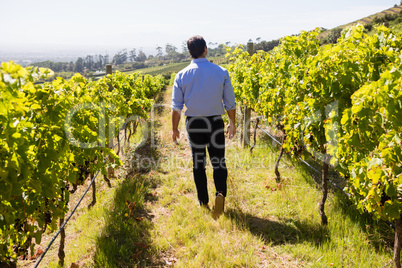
[0,0,399,55]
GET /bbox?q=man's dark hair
[187,35,207,59]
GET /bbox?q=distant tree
[364,23,373,31]
[92,55,98,69]
[53,62,64,72]
[68,61,74,72]
[85,55,93,69]
[129,49,136,62]
[33,60,52,70]
[136,49,147,62]
[75,57,84,73]
[96,55,104,69]
[165,43,177,55]
[181,41,188,54]
[91,54,104,70]
[122,49,128,63]
[32,60,75,72]
[254,39,279,52]
[208,44,226,57]
[326,28,343,44]
[256,37,262,43]
[156,45,163,57]
[113,49,128,65]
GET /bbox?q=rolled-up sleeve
[172,74,184,111]
[223,70,236,111]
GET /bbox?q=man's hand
[171,110,181,145]
[226,109,236,139]
[172,129,180,144]
[226,123,236,139]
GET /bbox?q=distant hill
[320,4,402,44]
[344,4,402,27]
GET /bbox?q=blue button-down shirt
[172,58,236,116]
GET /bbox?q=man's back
[172,58,235,117]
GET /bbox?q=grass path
[142,88,306,267]
[22,87,394,267]
[136,87,394,267]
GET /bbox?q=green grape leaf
[33,230,42,244]
[370,168,382,184]
[384,200,401,220]
[385,183,398,198]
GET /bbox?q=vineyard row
[0,62,165,265]
[227,24,402,266]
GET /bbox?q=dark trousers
[186,115,227,205]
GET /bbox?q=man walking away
[171,35,236,219]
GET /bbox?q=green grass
[150,126,394,267]
[125,61,191,76]
[20,87,395,267]
[123,57,228,77]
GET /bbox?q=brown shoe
[212,193,225,219]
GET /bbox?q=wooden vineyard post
[58,189,66,267]
[274,133,286,183]
[88,173,97,208]
[319,108,329,225]
[106,64,115,178]
[250,117,260,153]
[242,104,251,148]
[394,214,402,268]
[242,42,254,148]
[106,64,112,81]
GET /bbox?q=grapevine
[0,62,164,264]
[227,24,402,265]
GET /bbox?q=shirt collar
[192,58,209,63]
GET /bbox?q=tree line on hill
[321,8,402,45]
[31,42,229,77]
[31,38,284,79]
